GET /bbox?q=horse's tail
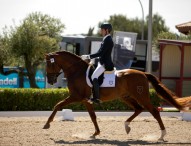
[145,72,186,110]
[176,96,191,108]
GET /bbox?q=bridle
[46,58,63,84]
[46,57,85,83]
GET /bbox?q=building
[158,39,191,97]
[176,21,191,35]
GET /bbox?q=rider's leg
[91,62,105,80]
[91,78,100,103]
[88,63,105,104]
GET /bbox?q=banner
[0,67,45,88]
[0,73,19,88]
[113,31,137,69]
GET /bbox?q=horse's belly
[100,87,122,101]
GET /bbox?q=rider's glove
[81,55,90,60]
[89,59,95,65]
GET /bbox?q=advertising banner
[0,67,45,88]
[23,70,45,88]
[113,31,137,69]
[0,73,19,88]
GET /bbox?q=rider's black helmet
[100,23,112,32]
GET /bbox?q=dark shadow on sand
[51,138,191,146]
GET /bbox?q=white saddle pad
[86,65,116,87]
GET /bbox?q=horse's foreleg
[43,96,75,129]
[83,102,100,138]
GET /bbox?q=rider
[81,23,114,104]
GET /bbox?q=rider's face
[100,28,107,37]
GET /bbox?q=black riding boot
[88,78,101,104]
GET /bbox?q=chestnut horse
[43,51,191,141]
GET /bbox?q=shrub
[0,88,161,111]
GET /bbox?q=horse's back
[113,69,150,102]
[115,68,149,93]
[100,68,150,102]
[116,69,145,78]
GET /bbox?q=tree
[97,14,142,38]
[145,13,169,40]
[96,13,169,40]
[157,31,177,40]
[5,12,65,88]
[87,27,94,36]
[0,35,8,69]
[0,32,19,75]
[108,14,132,32]
[0,30,28,88]
[154,31,191,51]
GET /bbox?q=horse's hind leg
[140,97,166,141]
[43,96,76,129]
[121,97,144,134]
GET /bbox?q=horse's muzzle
[48,79,57,85]
[47,78,57,85]
[47,74,58,85]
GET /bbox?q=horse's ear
[45,54,51,59]
[48,53,53,56]
[45,52,58,59]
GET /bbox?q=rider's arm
[89,36,113,59]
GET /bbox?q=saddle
[86,65,116,87]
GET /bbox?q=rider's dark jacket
[89,35,114,71]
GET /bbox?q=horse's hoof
[125,126,131,134]
[90,135,96,139]
[124,121,131,134]
[158,129,166,142]
[43,123,50,129]
[90,131,100,139]
[158,138,165,142]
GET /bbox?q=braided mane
[53,50,88,65]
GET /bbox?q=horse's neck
[66,63,87,79]
[60,55,88,78]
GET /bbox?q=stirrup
[87,98,102,104]
[94,99,102,104]
[87,98,94,104]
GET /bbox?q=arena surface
[0,112,191,146]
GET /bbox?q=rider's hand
[89,59,94,65]
[81,55,90,60]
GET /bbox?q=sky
[0,0,190,35]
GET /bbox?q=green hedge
[0,88,161,111]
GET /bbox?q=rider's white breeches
[91,62,105,80]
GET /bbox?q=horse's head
[45,51,88,85]
[45,53,62,85]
